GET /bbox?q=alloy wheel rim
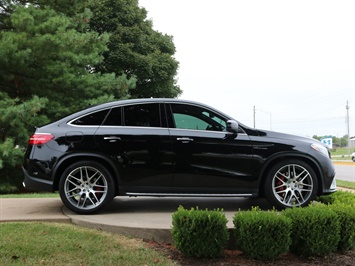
[64,166,108,210]
[272,164,313,207]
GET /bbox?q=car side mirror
[226,120,239,134]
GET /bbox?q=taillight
[29,133,54,145]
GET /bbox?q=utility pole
[346,101,350,156]
[254,106,272,130]
[253,106,256,128]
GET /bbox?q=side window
[171,104,226,131]
[103,107,122,126]
[71,109,109,126]
[124,103,161,127]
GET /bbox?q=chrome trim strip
[126,192,253,197]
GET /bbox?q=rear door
[95,102,173,191]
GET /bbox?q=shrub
[171,206,229,258]
[329,204,355,250]
[283,205,340,257]
[0,165,24,194]
[318,191,355,206]
[233,207,292,261]
[0,182,19,194]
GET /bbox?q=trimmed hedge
[171,206,229,258]
[283,205,340,257]
[233,207,292,261]
[330,204,355,250]
[318,191,355,206]
[171,191,355,260]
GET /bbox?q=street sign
[320,136,333,149]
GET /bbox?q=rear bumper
[22,167,54,192]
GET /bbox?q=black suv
[23,98,336,214]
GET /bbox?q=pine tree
[0,3,135,191]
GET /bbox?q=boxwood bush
[318,191,355,206]
[283,205,340,257]
[233,207,292,261]
[328,204,355,250]
[171,206,229,258]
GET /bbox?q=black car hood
[255,129,316,145]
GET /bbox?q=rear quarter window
[71,109,109,126]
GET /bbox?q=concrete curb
[61,197,274,246]
[0,198,70,223]
[70,216,174,243]
[0,196,271,246]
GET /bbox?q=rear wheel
[59,161,115,214]
[264,160,318,209]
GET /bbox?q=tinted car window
[71,109,109,126]
[124,103,161,127]
[171,104,226,131]
[103,107,122,126]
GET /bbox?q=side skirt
[125,192,254,197]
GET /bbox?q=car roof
[50,98,234,125]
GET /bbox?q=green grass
[0,222,176,266]
[337,180,355,190]
[0,193,59,198]
[331,147,354,160]
[333,155,352,161]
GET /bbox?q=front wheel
[264,160,318,209]
[59,161,115,214]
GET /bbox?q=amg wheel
[264,160,318,209]
[59,161,115,214]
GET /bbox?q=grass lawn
[0,193,59,198]
[0,222,176,265]
[337,179,355,190]
[331,147,354,160]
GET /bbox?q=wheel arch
[258,153,324,197]
[52,153,120,195]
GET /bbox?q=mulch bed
[144,239,355,266]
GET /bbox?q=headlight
[311,143,330,158]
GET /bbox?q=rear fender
[52,153,120,195]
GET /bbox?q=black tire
[264,159,318,209]
[59,161,115,214]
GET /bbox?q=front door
[168,103,256,194]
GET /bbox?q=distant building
[350,137,355,147]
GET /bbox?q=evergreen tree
[0,2,135,191]
[88,0,181,98]
[0,0,181,192]
[0,93,49,192]
[0,4,135,119]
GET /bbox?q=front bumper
[322,177,337,194]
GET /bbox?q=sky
[139,0,355,138]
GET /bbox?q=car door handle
[177,137,194,143]
[104,136,121,142]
